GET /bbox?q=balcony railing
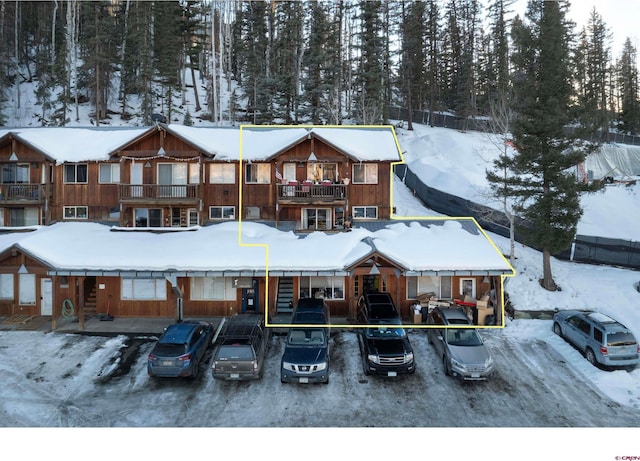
[119,184,199,202]
[277,182,346,202]
[0,184,46,202]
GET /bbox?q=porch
[277,182,346,203]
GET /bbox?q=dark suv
[211,314,271,380]
[280,298,330,384]
[357,292,415,376]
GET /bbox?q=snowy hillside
[396,123,640,241]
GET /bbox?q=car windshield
[365,319,407,339]
[607,331,637,346]
[288,328,325,345]
[215,344,254,361]
[446,328,483,347]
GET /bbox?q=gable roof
[1,126,402,164]
[4,220,513,277]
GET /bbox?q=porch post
[78,276,85,331]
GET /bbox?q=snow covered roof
[2,125,402,164]
[8,220,513,276]
[1,127,152,164]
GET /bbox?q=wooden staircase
[276,277,294,314]
[84,285,97,318]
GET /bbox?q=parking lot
[1,325,638,428]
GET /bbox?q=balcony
[119,184,199,204]
[277,181,346,204]
[0,184,46,203]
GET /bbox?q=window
[2,164,29,183]
[245,163,270,184]
[121,278,166,300]
[63,206,88,220]
[352,206,377,220]
[134,208,162,227]
[19,274,36,305]
[0,274,14,300]
[460,278,476,299]
[302,208,331,230]
[209,206,235,220]
[209,164,235,184]
[407,276,452,299]
[191,277,235,301]
[299,276,344,300]
[307,163,337,183]
[64,164,88,183]
[352,163,378,184]
[9,208,38,226]
[99,164,120,183]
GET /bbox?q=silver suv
[426,307,495,381]
[553,310,640,369]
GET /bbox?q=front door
[131,162,143,197]
[242,279,259,313]
[40,278,53,316]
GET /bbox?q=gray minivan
[553,310,640,369]
[211,314,271,380]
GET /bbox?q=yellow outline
[237,124,516,330]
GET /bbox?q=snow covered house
[0,125,514,328]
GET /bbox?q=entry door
[131,163,143,197]
[242,279,259,313]
[40,278,53,316]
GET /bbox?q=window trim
[299,276,345,300]
[406,276,452,300]
[352,206,378,220]
[460,278,476,299]
[2,163,30,184]
[352,163,378,184]
[0,274,14,300]
[209,206,235,220]
[121,278,167,301]
[244,163,271,184]
[209,163,236,184]
[190,277,236,301]
[98,163,120,184]
[64,164,89,184]
[63,206,88,220]
[134,208,163,227]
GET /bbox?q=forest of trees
[0,0,639,134]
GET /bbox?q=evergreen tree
[399,0,426,130]
[153,1,184,123]
[302,1,333,124]
[574,8,612,137]
[617,38,640,134]
[356,0,385,124]
[508,0,602,291]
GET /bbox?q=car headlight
[315,362,327,371]
[451,358,466,370]
[405,352,414,363]
[367,354,380,364]
[485,356,494,368]
[282,361,295,372]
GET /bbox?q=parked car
[552,310,640,369]
[280,299,330,384]
[357,292,415,376]
[147,321,214,378]
[426,307,495,381]
[211,314,271,381]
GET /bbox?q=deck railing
[277,183,346,202]
[0,184,46,202]
[119,184,199,201]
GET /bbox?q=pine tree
[508,0,602,291]
[399,0,427,130]
[574,8,612,137]
[617,38,640,134]
[356,0,385,124]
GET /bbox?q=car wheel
[361,356,370,376]
[553,322,563,337]
[280,376,286,384]
[443,357,451,376]
[585,348,598,367]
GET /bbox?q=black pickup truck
[357,292,416,376]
